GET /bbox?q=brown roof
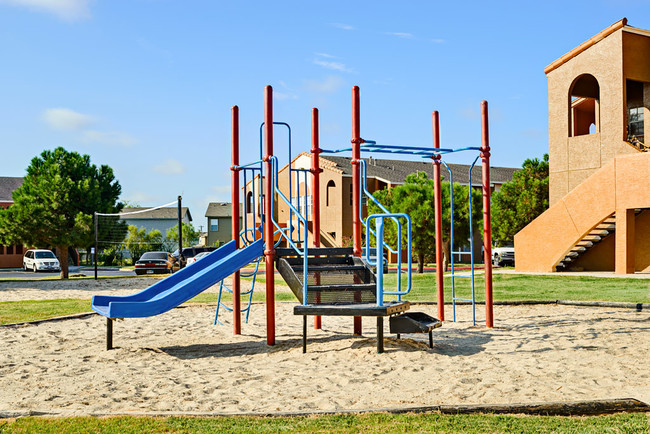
[0,177,24,202]
[121,207,192,221]
[205,202,242,218]
[544,18,627,75]
[320,155,518,186]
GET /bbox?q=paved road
[0,267,135,280]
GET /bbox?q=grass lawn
[1,412,648,433]
[1,272,648,325]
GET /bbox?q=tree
[123,225,164,264]
[0,147,123,278]
[368,171,482,273]
[491,154,549,243]
[166,222,199,249]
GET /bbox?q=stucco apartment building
[516,18,650,273]
[245,153,518,258]
[0,177,25,268]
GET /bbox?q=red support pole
[231,105,241,335]
[264,85,276,345]
[351,86,362,335]
[432,111,445,321]
[311,108,323,330]
[481,101,494,328]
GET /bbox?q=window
[326,180,335,206]
[7,245,13,255]
[246,191,253,214]
[210,218,219,232]
[569,74,600,137]
[0,246,4,254]
[349,184,353,206]
[627,80,645,144]
[15,245,23,255]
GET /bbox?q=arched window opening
[626,79,645,146]
[569,74,600,137]
[326,180,335,207]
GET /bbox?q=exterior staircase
[555,214,615,271]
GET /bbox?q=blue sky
[1,1,649,231]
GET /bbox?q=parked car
[363,251,389,274]
[186,251,211,265]
[492,242,515,267]
[134,251,174,275]
[172,246,219,268]
[23,249,61,273]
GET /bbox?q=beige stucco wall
[516,152,650,272]
[547,29,641,205]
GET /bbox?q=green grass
[0,299,92,325]
[384,272,650,303]
[0,413,648,433]
[2,273,648,325]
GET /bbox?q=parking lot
[0,267,135,280]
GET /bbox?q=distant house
[205,202,242,247]
[0,177,25,268]
[120,206,192,240]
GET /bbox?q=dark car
[134,251,174,275]
[171,246,219,268]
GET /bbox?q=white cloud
[42,108,94,131]
[313,58,353,73]
[430,38,445,44]
[314,52,336,59]
[82,130,139,147]
[304,76,345,94]
[330,22,354,31]
[0,0,91,21]
[274,91,299,101]
[386,32,415,39]
[153,159,186,175]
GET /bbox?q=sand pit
[0,278,649,417]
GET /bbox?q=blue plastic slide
[91,238,264,318]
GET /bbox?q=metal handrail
[366,213,412,306]
[269,156,309,304]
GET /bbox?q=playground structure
[91,85,494,353]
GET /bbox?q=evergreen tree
[0,147,123,278]
[491,154,549,243]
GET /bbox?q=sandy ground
[0,277,649,416]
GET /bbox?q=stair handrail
[359,159,412,298]
[234,158,264,245]
[269,155,309,304]
[366,212,412,305]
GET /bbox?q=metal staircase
[276,247,381,305]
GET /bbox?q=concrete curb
[1,398,647,419]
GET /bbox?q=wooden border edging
[1,398,647,419]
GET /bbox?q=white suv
[23,249,61,272]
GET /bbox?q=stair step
[390,312,442,334]
[595,223,615,230]
[275,247,353,258]
[576,241,594,247]
[571,246,587,253]
[307,283,376,292]
[292,265,367,272]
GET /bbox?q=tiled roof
[0,177,24,202]
[121,207,192,221]
[320,156,518,186]
[205,202,241,218]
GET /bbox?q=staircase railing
[269,155,309,304]
[359,159,412,303]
